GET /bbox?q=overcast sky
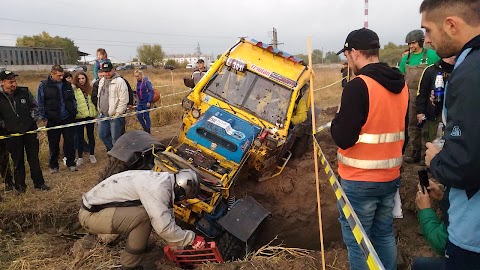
[0,0,424,61]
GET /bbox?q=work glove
[191,235,206,250]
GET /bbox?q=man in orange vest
[332,28,409,270]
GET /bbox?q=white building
[164,54,215,67]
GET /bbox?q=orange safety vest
[337,75,408,182]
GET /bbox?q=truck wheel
[291,134,312,159]
[217,231,248,261]
[97,157,129,183]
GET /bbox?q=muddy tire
[217,231,247,261]
[291,134,312,159]
[97,157,129,183]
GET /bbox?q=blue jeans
[338,177,400,270]
[98,114,125,151]
[136,103,151,131]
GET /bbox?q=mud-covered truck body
[101,38,313,260]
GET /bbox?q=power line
[0,32,222,47]
[0,17,236,39]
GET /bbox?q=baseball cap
[197,59,204,63]
[0,70,19,80]
[336,28,380,55]
[98,61,113,72]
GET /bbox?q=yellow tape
[0,103,181,140]
[313,138,385,270]
[352,225,363,244]
[342,204,351,219]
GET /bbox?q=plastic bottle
[433,122,445,149]
[434,72,445,104]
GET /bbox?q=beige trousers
[78,206,152,267]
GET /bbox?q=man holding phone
[412,179,448,270]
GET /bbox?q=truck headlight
[192,109,201,118]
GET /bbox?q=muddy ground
[0,108,439,270]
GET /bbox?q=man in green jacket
[412,180,447,269]
[399,30,440,164]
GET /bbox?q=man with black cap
[331,28,409,270]
[96,61,129,151]
[191,59,207,85]
[0,70,49,193]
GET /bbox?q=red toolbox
[164,242,224,268]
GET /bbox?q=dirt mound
[236,130,342,250]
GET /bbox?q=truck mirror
[184,78,195,88]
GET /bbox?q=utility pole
[270,27,283,49]
[364,0,369,29]
[195,42,202,56]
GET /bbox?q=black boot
[404,150,421,164]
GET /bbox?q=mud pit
[0,108,439,269]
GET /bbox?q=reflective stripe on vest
[337,153,403,169]
[357,131,405,144]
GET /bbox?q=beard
[433,30,458,58]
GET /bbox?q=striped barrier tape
[316,121,331,133]
[313,76,346,92]
[313,138,385,270]
[160,90,191,98]
[0,103,182,140]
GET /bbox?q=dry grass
[0,67,344,269]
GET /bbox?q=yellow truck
[100,38,314,260]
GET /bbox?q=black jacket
[430,35,480,193]
[0,87,38,134]
[331,63,409,151]
[416,60,454,120]
[40,77,76,121]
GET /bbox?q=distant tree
[324,51,341,63]
[16,31,80,64]
[132,57,139,62]
[312,49,323,64]
[294,54,308,63]
[164,59,179,68]
[380,42,409,66]
[137,44,165,66]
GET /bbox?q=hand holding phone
[418,169,429,194]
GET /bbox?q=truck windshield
[205,66,292,126]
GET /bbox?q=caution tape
[0,103,182,140]
[313,76,346,92]
[160,90,191,99]
[313,138,385,270]
[316,121,331,133]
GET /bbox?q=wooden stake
[307,37,326,270]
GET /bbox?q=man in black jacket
[0,71,49,193]
[421,0,480,269]
[416,57,455,165]
[37,65,77,173]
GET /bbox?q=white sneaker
[76,158,84,166]
[89,155,97,164]
[69,166,78,172]
[63,157,67,166]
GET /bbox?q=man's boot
[404,150,421,163]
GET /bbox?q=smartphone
[418,169,429,194]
